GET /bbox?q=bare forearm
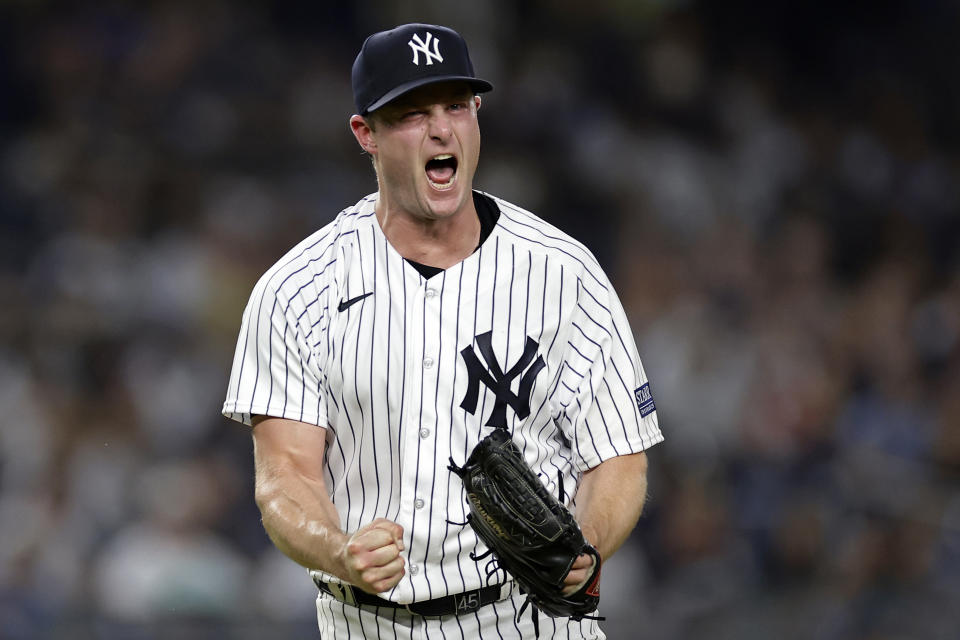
[257,468,407,594]
[255,459,350,577]
[574,452,649,561]
[251,417,406,594]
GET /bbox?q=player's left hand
[562,553,597,595]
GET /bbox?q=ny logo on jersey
[408,32,443,66]
[460,332,546,429]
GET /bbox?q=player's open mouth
[425,154,458,190]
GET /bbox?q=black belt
[313,575,510,617]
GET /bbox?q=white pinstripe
[223,191,662,635]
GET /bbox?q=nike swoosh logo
[337,292,372,312]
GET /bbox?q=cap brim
[362,76,493,114]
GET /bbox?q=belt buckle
[328,582,358,607]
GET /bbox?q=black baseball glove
[448,428,602,630]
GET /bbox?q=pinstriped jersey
[222,191,663,605]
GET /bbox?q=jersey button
[414,498,425,510]
[423,357,434,368]
[419,428,430,439]
[425,288,437,299]
[410,564,420,576]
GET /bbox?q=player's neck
[375,195,481,270]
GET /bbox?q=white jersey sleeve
[222,238,332,429]
[558,267,662,471]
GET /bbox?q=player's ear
[474,95,482,111]
[350,115,377,154]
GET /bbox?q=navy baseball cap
[352,23,493,115]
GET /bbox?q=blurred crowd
[1,1,959,638]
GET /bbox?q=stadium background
[1,1,959,638]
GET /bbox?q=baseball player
[223,23,663,638]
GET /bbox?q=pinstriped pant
[315,590,606,639]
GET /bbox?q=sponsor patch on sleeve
[634,383,656,417]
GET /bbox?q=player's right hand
[339,518,406,594]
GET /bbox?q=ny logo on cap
[408,32,443,66]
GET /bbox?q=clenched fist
[337,518,406,594]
